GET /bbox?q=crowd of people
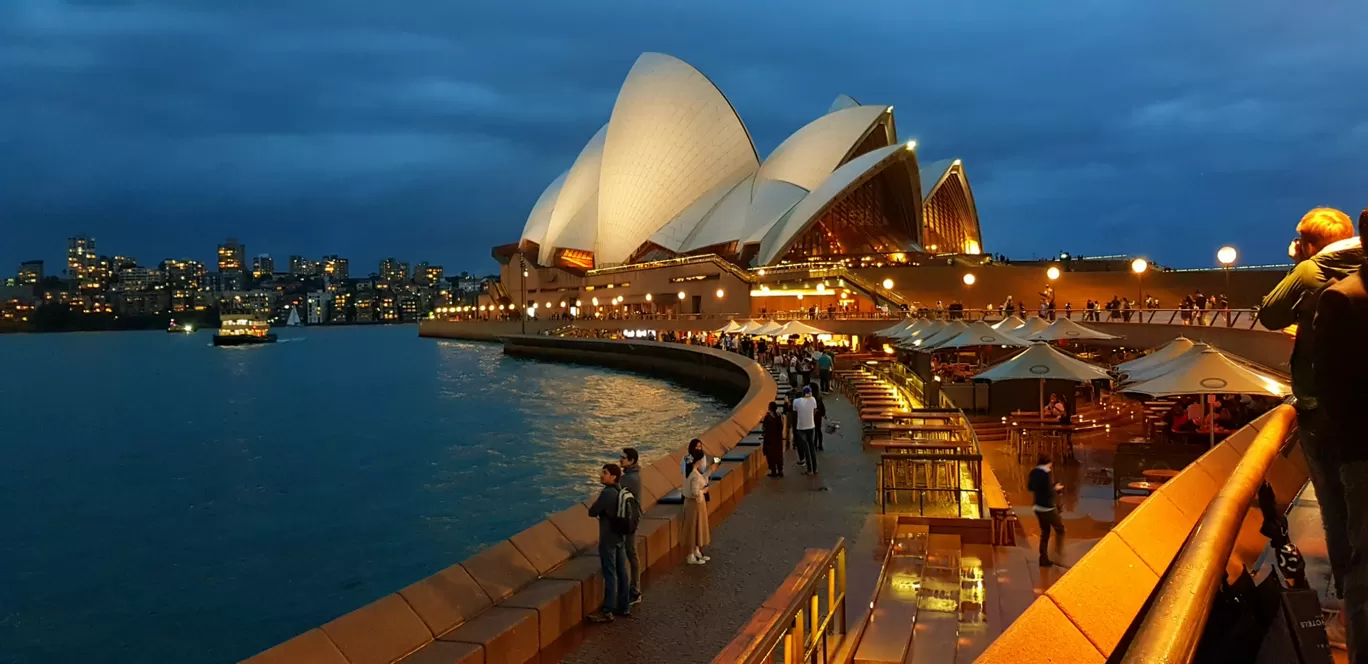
[1257,206,1367,656]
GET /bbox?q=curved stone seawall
[245,335,777,664]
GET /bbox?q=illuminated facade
[17,260,43,286]
[67,236,100,289]
[322,255,348,280]
[252,254,275,280]
[511,53,983,273]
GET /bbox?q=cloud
[1,0,1367,273]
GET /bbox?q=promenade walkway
[556,385,888,663]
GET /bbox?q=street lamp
[1217,246,1237,297]
[1046,266,1061,280]
[1131,258,1148,309]
[962,273,976,286]
[882,278,894,290]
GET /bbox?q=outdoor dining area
[710,318,842,349]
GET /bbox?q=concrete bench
[722,446,763,478]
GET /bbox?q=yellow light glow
[677,292,685,300]
[757,269,766,276]
[559,301,566,307]
[715,288,725,298]
[816,283,826,293]
[1047,266,1061,280]
[963,273,976,285]
[645,293,652,301]
[965,239,981,254]
[882,278,894,290]
[592,297,599,306]
[575,300,582,306]
[1131,258,1149,274]
[1217,246,1237,266]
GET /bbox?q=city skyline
[3,2,1367,273]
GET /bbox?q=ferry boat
[167,319,195,334]
[212,314,277,346]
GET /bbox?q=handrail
[713,538,849,664]
[1119,403,1298,663]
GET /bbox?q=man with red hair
[1261,206,1363,649]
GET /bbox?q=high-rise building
[252,254,275,280]
[378,292,398,321]
[322,255,349,280]
[162,259,207,312]
[67,236,98,288]
[307,291,332,324]
[218,238,245,291]
[16,260,43,286]
[118,267,162,292]
[379,258,408,284]
[330,291,352,323]
[415,263,444,287]
[398,295,421,322]
[288,255,309,275]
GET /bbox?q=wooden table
[1142,468,1180,482]
[1126,481,1163,494]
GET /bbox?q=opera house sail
[504,52,983,272]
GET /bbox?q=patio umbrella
[875,318,917,337]
[774,320,829,337]
[1114,337,1195,374]
[713,320,744,334]
[905,321,968,350]
[890,319,933,340]
[992,315,1027,332]
[1026,317,1121,342]
[1123,347,1291,446]
[1116,342,1212,385]
[738,320,768,334]
[927,320,1032,350]
[894,320,946,348]
[752,321,786,336]
[1014,317,1051,337]
[974,342,1114,416]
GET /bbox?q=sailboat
[286,308,302,327]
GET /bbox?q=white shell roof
[829,94,861,113]
[756,142,913,266]
[681,174,757,252]
[595,52,759,265]
[539,124,607,264]
[740,179,808,244]
[520,169,568,246]
[919,159,956,199]
[650,173,751,252]
[757,105,889,192]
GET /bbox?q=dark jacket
[762,411,784,456]
[620,467,642,510]
[1258,238,1364,409]
[1027,466,1057,510]
[587,484,623,548]
[1314,266,1368,460]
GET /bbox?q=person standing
[792,386,819,475]
[813,389,827,451]
[681,438,710,483]
[1028,454,1065,567]
[587,464,632,622]
[817,350,834,394]
[1261,207,1364,620]
[683,454,712,565]
[1313,208,1368,655]
[762,403,785,477]
[618,448,644,607]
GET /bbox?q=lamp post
[1131,258,1148,317]
[519,256,528,335]
[1217,245,1237,296]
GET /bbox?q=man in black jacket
[1028,454,1065,567]
[587,463,631,622]
[1260,206,1363,612]
[618,448,644,607]
[1313,208,1368,654]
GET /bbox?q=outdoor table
[1142,468,1180,482]
[1126,481,1163,494]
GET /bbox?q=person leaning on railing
[1258,206,1363,646]
[1312,207,1368,656]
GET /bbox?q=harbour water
[0,326,731,663]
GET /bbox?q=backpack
[611,487,641,535]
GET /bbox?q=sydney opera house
[501,52,981,271]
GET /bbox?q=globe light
[963,273,976,285]
[882,278,894,289]
[757,269,766,277]
[816,283,826,293]
[715,288,725,298]
[1046,266,1061,280]
[677,292,686,300]
[645,293,653,301]
[559,301,566,308]
[592,297,599,306]
[1131,258,1148,274]
[1217,246,1237,266]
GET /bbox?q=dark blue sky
[2,0,1366,276]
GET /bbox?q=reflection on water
[0,329,729,664]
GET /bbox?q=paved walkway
[557,387,888,664]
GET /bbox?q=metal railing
[1119,404,1298,663]
[906,307,1264,329]
[712,538,849,664]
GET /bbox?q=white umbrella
[752,321,786,336]
[894,320,945,348]
[890,319,933,340]
[992,315,1027,332]
[1114,337,1195,374]
[774,320,829,337]
[1117,342,1212,385]
[1124,347,1292,446]
[1014,317,1051,337]
[1026,317,1121,342]
[927,320,1032,350]
[738,320,768,334]
[906,321,968,350]
[875,318,917,336]
[974,342,1114,417]
[713,320,744,334]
